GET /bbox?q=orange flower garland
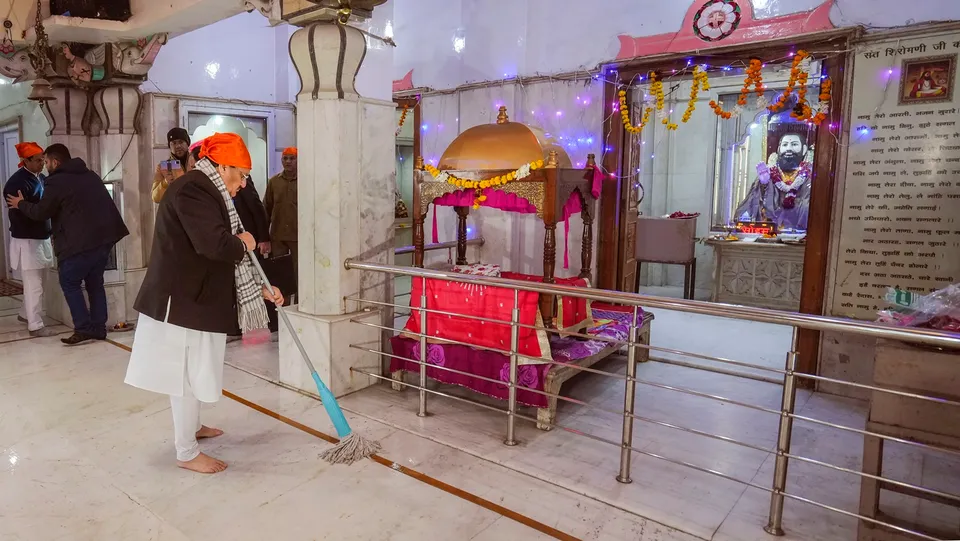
[710,59,762,119]
[810,78,833,124]
[396,104,409,135]
[768,50,809,112]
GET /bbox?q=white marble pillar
[279,20,394,398]
[40,82,147,328]
[93,84,149,323]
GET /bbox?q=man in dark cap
[151,127,191,203]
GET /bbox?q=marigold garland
[768,50,809,113]
[709,59,763,119]
[618,89,652,134]
[681,67,710,124]
[396,104,410,136]
[422,159,544,209]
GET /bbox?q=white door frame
[0,121,21,282]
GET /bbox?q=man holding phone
[151,127,191,203]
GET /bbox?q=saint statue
[733,131,813,231]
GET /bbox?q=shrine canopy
[425,107,600,216]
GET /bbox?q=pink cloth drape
[427,180,602,269]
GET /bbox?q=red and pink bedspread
[390,307,644,408]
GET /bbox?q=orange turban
[282,147,298,156]
[199,133,252,170]
[16,142,43,167]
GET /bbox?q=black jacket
[3,168,51,240]
[233,180,269,244]
[135,169,246,334]
[17,158,128,260]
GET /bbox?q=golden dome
[438,107,570,170]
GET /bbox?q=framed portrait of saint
[898,54,956,105]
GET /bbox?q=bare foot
[196,425,224,439]
[177,452,228,474]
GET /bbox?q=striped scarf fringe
[195,157,270,332]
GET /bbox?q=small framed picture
[899,54,956,105]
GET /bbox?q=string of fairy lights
[399,46,852,190]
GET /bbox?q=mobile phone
[161,159,182,170]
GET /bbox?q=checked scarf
[195,157,270,332]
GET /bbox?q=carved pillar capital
[289,22,367,100]
[92,84,143,135]
[41,82,92,137]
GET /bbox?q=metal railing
[394,237,485,257]
[343,259,960,541]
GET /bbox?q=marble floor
[1,334,702,541]
[209,315,960,541]
[0,294,72,344]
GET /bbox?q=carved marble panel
[710,242,805,311]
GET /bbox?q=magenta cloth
[389,307,644,409]
[431,204,439,243]
[560,194,583,269]
[189,140,203,151]
[431,189,537,213]
[589,166,603,198]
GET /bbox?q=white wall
[144,11,295,103]
[394,0,960,90]
[417,78,603,279]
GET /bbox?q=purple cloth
[390,308,642,409]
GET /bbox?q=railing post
[617,305,640,484]
[765,329,799,536]
[504,288,520,446]
[418,276,429,417]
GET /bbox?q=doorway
[0,123,21,284]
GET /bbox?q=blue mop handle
[247,249,354,438]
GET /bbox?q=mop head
[320,432,382,465]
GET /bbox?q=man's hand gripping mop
[248,250,381,464]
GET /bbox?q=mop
[247,250,382,465]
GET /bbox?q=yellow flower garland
[619,68,709,134]
[681,67,710,124]
[423,159,545,209]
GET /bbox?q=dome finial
[496,106,509,124]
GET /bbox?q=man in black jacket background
[5,144,129,346]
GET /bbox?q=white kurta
[8,237,53,271]
[124,299,227,403]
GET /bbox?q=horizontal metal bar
[789,413,960,460]
[353,344,632,415]
[395,237,484,255]
[646,345,786,376]
[631,377,782,416]
[780,491,945,541]
[648,356,784,385]
[349,318,631,379]
[353,302,787,382]
[351,367,632,448]
[785,452,960,505]
[627,411,776,455]
[797,372,960,409]
[344,260,960,349]
[354,367,948,541]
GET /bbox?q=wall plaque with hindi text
[831,31,960,320]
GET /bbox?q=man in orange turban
[2,142,54,337]
[126,132,283,474]
[261,146,298,340]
